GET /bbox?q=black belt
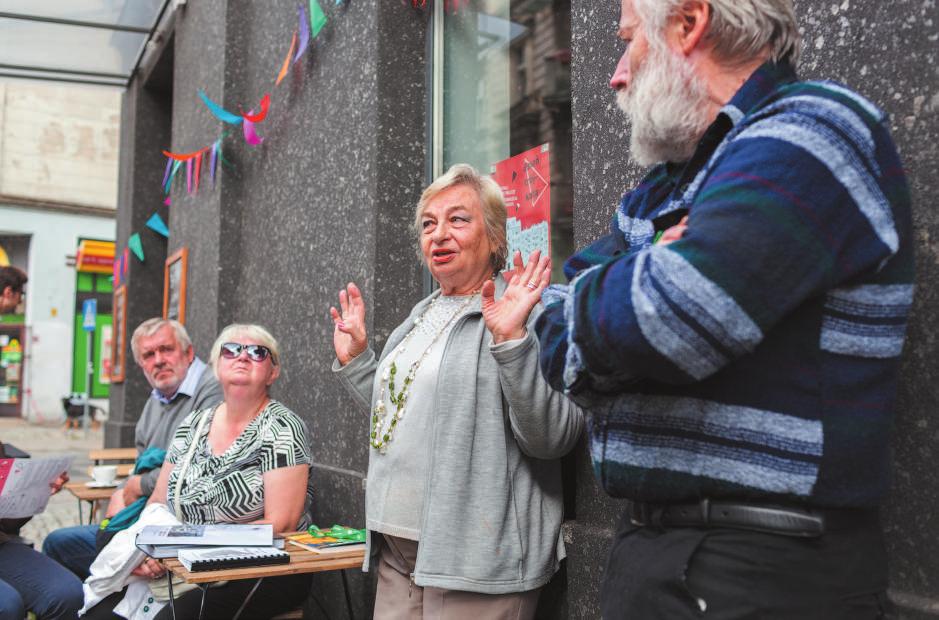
[629,499,877,538]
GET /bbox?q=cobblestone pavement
[0,417,105,547]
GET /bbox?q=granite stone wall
[111,0,937,617]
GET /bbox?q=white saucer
[85,481,118,488]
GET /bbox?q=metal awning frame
[0,1,177,89]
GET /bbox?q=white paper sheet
[0,456,73,518]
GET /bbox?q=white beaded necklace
[370,291,479,453]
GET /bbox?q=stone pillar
[159,0,428,615]
[107,58,173,448]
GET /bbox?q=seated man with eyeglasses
[43,318,223,580]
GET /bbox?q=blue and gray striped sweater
[535,62,914,508]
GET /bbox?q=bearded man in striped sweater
[534,0,913,617]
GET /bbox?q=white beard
[616,44,713,166]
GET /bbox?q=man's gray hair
[131,318,192,363]
[414,163,508,274]
[634,0,801,66]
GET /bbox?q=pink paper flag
[194,151,203,192]
[244,112,264,146]
[164,196,171,206]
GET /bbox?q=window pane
[0,17,146,76]
[441,0,574,280]
[0,0,165,30]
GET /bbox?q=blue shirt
[534,62,914,508]
[151,357,208,405]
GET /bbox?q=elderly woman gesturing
[331,164,584,619]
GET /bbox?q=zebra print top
[166,400,313,528]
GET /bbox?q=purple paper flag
[161,157,172,188]
[210,141,219,186]
[164,160,182,194]
[295,5,311,61]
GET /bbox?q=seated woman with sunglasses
[83,324,314,620]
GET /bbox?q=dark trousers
[84,573,311,620]
[601,509,894,619]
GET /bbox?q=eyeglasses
[220,342,276,364]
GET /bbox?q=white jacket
[79,503,179,618]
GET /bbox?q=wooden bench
[89,448,138,464]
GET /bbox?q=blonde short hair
[131,318,192,364]
[209,323,281,376]
[413,164,508,273]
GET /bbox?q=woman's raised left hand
[482,250,551,344]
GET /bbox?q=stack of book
[135,523,288,571]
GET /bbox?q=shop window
[95,274,113,294]
[77,272,95,293]
[434,0,573,281]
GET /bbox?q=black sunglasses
[220,342,276,364]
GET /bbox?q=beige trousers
[373,534,540,620]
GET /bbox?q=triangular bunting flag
[146,213,170,238]
[128,233,145,262]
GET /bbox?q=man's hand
[121,474,143,505]
[105,486,126,518]
[657,215,689,246]
[49,471,69,495]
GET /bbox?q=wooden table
[158,538,364,620]
[64,481,121,524]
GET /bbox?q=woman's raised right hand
[330,282,368,366]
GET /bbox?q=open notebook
[177,546,289,572]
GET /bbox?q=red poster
[491,143,551,269]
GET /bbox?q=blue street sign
[82,299,97,332]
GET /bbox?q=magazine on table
[286,531,366,557]
[177,546,289,572]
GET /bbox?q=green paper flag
[128,233,145,262]
[310,0,327,38]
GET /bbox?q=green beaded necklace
[371,292,479,453]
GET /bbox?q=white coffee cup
[92,465,117,485]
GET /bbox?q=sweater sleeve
[536,104,901,392]
[331,348,378,414]
[492,308,585,459]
